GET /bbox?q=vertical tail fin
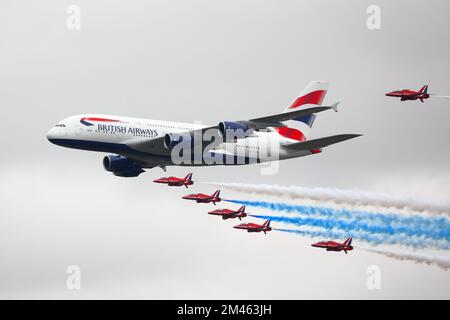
[184,172,193,181]
[263,220,271,227]
[419,85,428,94]
[285,81,330,112]
[238,206,246,213]
[212,190,220,198]
[281,81,330,140]
[344,237,352,246]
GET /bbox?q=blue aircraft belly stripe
[48,138,179,167]
[48,138,131,153]
[48,139,262,166]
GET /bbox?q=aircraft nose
[46,127,58,143]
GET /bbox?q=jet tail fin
[184,172,193,181]
[344,237,352,246]
[284,81,330,112]
[281,81,331,139]
[263,220,271,227]
[212,190,221,198]
[419,85,428,94]
[238,206,246,213]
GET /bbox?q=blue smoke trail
[273,228,450,249]
[274,228,347,239]
[227,199,450,241]
[255,214,450,249]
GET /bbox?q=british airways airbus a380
[47,81,361,177]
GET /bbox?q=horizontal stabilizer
[282,134,362,151]
[246,105,337,129]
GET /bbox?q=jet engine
[218,121,250,139]
[102,155,144,177]
[164,133,192,149]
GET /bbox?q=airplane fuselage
[47,114,315,169]
[311,242,353,253]
[385,86,430,102]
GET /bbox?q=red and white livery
[153,172,193,188]
[385,85,430,102]
[233,219,272,234]
[182,190,221,205]
[208,205,247,220]
[311,237,354,254]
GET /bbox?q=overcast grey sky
[0,0,449,299]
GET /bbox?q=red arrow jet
[385,85,430,102]
[233,219,271,234]
[311,237,353,254]
[208,206,247,220]
[153,172,193,188]
[182,190,221,205]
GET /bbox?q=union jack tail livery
[285,80,330,108]
[280,81,337,141]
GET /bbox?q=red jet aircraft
[182,190,221,205]
[208,206,247,220]
[153,172,193,188]
[233,220,271,234]
[311,237,353,254]
[385,85,430,102]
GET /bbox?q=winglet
[331,102,339,112]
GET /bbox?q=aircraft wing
[125,126,217,158]
[125,105,337,156]
[282,134,362,151]
[242,104,337,129]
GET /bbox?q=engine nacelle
[164,133,192,149]
[218,121,250,138]
[103,155,144,177]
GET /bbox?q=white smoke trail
[363,248,450,271]
[431,94,450,99]
[203,182,450,215]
